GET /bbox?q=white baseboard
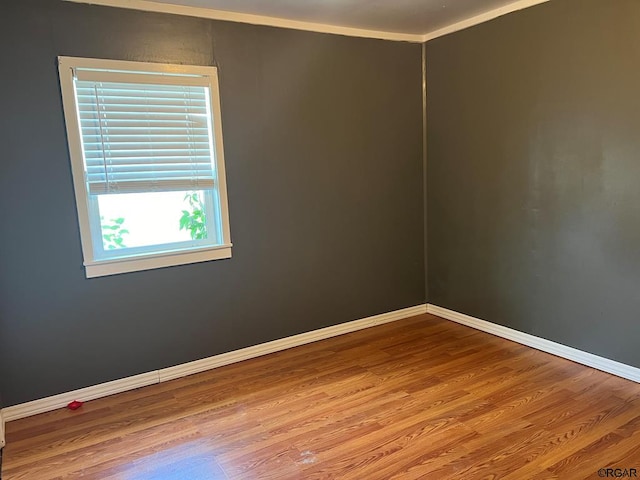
[427,304,640,383]
[1,372,159,423]
[0,304,427,424]
[0,409,5,448]
[158,304,426,382]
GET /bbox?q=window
[58,57,231,278]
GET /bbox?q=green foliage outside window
[179,192,207,240]
[101,217,129,249]
[99,192,206,250]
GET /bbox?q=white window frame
[58,57,232,278]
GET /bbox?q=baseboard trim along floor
[0,409,5,449]
[427,304,640,383]
[0,304,428,423]
[3,303,638,430]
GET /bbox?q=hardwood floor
[3,313,640,479]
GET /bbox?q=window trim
[58,56,232,278]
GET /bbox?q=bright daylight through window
[58,57,231,278]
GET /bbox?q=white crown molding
[63,0,551,43]
[421,0,551,42]
[0,304,427,424]
[62,0,424,42]
[427,304,640,383]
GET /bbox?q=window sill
[84,244,232,278]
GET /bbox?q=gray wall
[427,0,640,368]
[0,0,424,406]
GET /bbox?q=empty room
[1,0,639,478]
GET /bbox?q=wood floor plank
[3,313,640,479]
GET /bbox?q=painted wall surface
[0,0,424,406]
[427,0,640,367]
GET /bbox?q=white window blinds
[75,75,216,195]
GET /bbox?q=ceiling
[147,0,544,36]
